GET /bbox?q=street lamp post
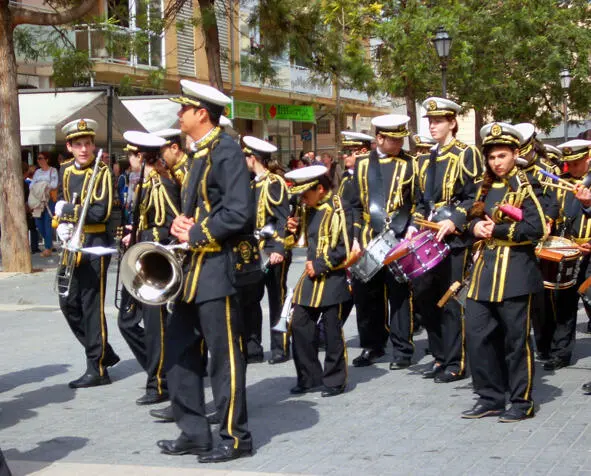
[560,69,572,142]
[431,26,452,98]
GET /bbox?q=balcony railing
[240,57,333,98]
[74,24,164,69]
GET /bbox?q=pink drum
[383,230,450,282]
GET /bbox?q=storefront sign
[266,104,315,122]
[226,101,263,120]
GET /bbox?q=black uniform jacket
[58,157,113,248]
[413,139,483,249]
[137,169,180,244]
[554,171,591,244]
[253,171,290,255]
[293,192,352,308]
[181,129,252,304]
[521,156,560,223]
[172,153,190,186]
[337,169,355,208]
[350,149,416,247]
[467,168,546,302]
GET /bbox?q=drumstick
[414,218,461,235]
[539,169,577,191]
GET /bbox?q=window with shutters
[176,0,196,77]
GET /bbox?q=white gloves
[57,223,73,242]
[54,200,67,218]
[405,226,418,240]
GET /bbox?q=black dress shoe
[321,385,345,397]
[290,384,321,395]
[434,369,465,383]
[150,405,173,422]
[461,402,505,419]
[198,443,252,463]
[389,357,411,370]
[536,352,551,361]
[136,392,169,406]
[582,381,591,393]
[422,362,443,379]
[157,435,212,456]
[498,406,534,423]
[543,357,570,371]
[352,349,384,367]
[247,353,264,364]
[268,354,290,365]
[68,373,111,389]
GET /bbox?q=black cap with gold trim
[544,144,562,161]
[371,114,410,138]
[480,122,523,148]
[62,118,98,141]
[421,97,461,118]
[123,131,167,153]
[242,136,277,161]
[169,79,231,117]
[153,128,182,145]
[412,134,437,149]
[557,139,591,162]
[341,131,374,149]
[285,165,328,194]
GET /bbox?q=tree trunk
[405,85,418,154]
[198,0,224,90]
[474,108,484,148]
[0,3,32,272]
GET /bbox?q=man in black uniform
[338,131,373,208]
[543,140,591,371]
[412,97,483,383]
[241,136,291,364]
[155,128,191,186]
[117,131,180,405]
[285,165,352,396]
[156,80,252,463]
[54,118,119,388]
[349,115,417,369]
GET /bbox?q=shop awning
[18,88,145,146]
[121,96,180,132]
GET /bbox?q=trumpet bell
[120,242,183,306]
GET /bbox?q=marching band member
[349,115,418,369]
[412,134,437,155]
[514,123,560,361]
[117,131,180,406]
[462,122,545,422]
[411,97,483,383]
[338,131,373,207]
[154,128,190,186]
[544,144,563,169]
[157,80,252,462]
[241,136,291,364]
[543,140,591,371]
[54,118,119,388]
[285,165,352,396]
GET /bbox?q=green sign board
[266,104,315,122]
[227,101,263,120]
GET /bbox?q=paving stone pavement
[1,249,591,475]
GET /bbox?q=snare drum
[383,230,450,282]
[536,236,581,290]
[350,229,399,283]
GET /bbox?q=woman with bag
[29,152,58,256]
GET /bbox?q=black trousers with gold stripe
[118,289,167,396]
[413,247,467,374]
[291,302,349,389]
[240,252,292,359]
[465,294,535,413]
[352,269,389,353]
[59,254,117,377]
[165,295,251,450]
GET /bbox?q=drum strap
[424,146,438,217]
[367,153,388,234]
